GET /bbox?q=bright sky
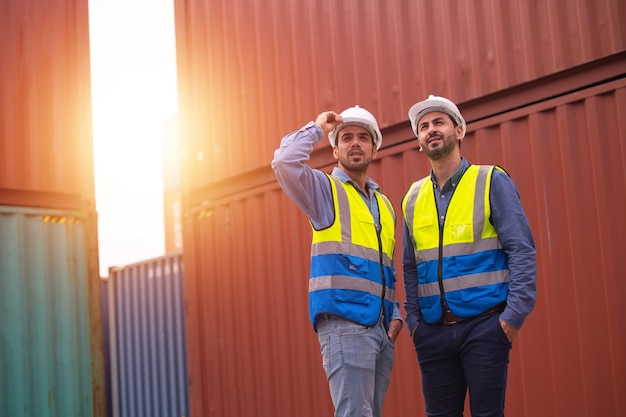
[88,0,178,277]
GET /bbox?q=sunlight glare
[89,0,178,277]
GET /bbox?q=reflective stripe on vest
[309,175,396,328]
[402,165,509,322]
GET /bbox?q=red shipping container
[181,79,626,416]
[173,0,626,189]
[0,0,95,210]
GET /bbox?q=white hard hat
[408,95,466,139]
[328,105,383,150]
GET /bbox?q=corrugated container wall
[174,0,626,415]
[0,1,104,416]
[106,254,189,417]
[101,279,114,417]
[0,205,105,417]
[180,78,626,416]
[173,0,626,191]
[0,0,95,210]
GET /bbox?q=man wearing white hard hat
[272,106,403,417]
[401,95,536,417]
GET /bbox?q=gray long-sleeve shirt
[272,121,402,322]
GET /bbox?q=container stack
[0,1,105,416]
[171,0,626,416]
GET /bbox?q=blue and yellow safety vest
[309,175,397,330]
[402,165,509,323]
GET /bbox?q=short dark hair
[448,115,462,148]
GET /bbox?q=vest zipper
[437,223,451,313]
[376,227,387,328]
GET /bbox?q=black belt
[441,303,506,326]
[317,313,342,321]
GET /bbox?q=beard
[422,133,458,161]
[337,149,372,173]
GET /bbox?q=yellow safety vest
[402,165,509,323]
[309,175,397,329]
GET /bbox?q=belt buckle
[442,311,460,326]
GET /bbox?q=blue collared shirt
[402,158,536,333]
[272,121,401,322]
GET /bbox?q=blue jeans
[413,313,512,417]
[316,315,395,417]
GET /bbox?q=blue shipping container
[106,253,189,417]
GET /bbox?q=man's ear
[333,146,339,159]
[456,125,464,140]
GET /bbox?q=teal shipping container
[0,205,105,416]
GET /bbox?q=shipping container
[0,0,95,210]
[180,76,626,416]
[173,0,626,189]
[173,1,626,415]
[106,253,189,417]
[101,279,114,417]
[0,205,106,417]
